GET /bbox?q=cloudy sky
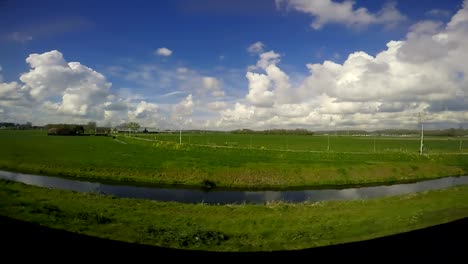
[1,0,467,130]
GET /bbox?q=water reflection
[1,170,467,205]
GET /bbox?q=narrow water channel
[1,170,467,204]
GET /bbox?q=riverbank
[1,180,467,251]
[1,130,467,189]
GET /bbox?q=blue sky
[1,0,467,130]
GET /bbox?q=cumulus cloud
[202,77,225,97]
[128,101,160,120]
[220,102,255,124]
[19,50,112,118]
[245,50,297,107]
[246,72,275,107]
[173,94,194,118]
[219,2,468,130]
[298,9,468,106]
[276,0,406,29]
[247,41,265,54]
[3,2,468,130]
[0,82,29,105]
[0,50,135,126]
[256,51,281,69]
[207,101,227,111]
[155,47,173,56]
[103,100,128,111]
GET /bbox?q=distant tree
[87,121,97,134]
[47,124,84,135]
[116,122,128,129]
[127,122,140,133]
[87,121,97,129]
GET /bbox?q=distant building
[115,127,160,134]
[47,125,84,135]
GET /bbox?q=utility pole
[179,128,182,144]
[419,112,424,155]
[373,136,376,153]
[327,134,330,151]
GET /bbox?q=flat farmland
[135,132,467,153]
[1,130,467,189]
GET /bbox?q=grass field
[0,130,467,188]
[134,132,467,153]
[1,130,468,251]
[1,179,467,251]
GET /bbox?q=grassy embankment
[0,130,467,189]
[1,179,467,251]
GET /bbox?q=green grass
[135,132,467,153]
[1,130,467,189]
[1,179,467,251]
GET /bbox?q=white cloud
[247,41,265,54]
[207,101,227,111]
[0,82,29,105]
[246,72,275,107]
[426,9,451,18]
[202,77,225,97]
[103,100,127,111]
[256,51,281,69]
[19,50,112,118]
[155,47,173,56]
[220,102,255,124]
[177,67,188,73]
[0,50,134,125]
[3,2,468,130]
[245,50,297,107]
[218,2,468,130]
[129,101,159,119]
[6,32,33,43]
[276,0,406,29]
[173,94,194,119]
[125,65,226,102]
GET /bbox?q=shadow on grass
[0,215,466,261]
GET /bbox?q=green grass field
[0,130,467,188]
[1,130,468,251]
[1,180,467,251]
[134,132,467,153]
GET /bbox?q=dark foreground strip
[1,215,466,261]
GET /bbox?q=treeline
[231,128,315,135]
[47,124,85,135]
[314,128,468,137]
[314,130,369,136]
[0,122,35,130]
[374,128,468,137]
[46,123,111,135]
[372,129,417,135]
